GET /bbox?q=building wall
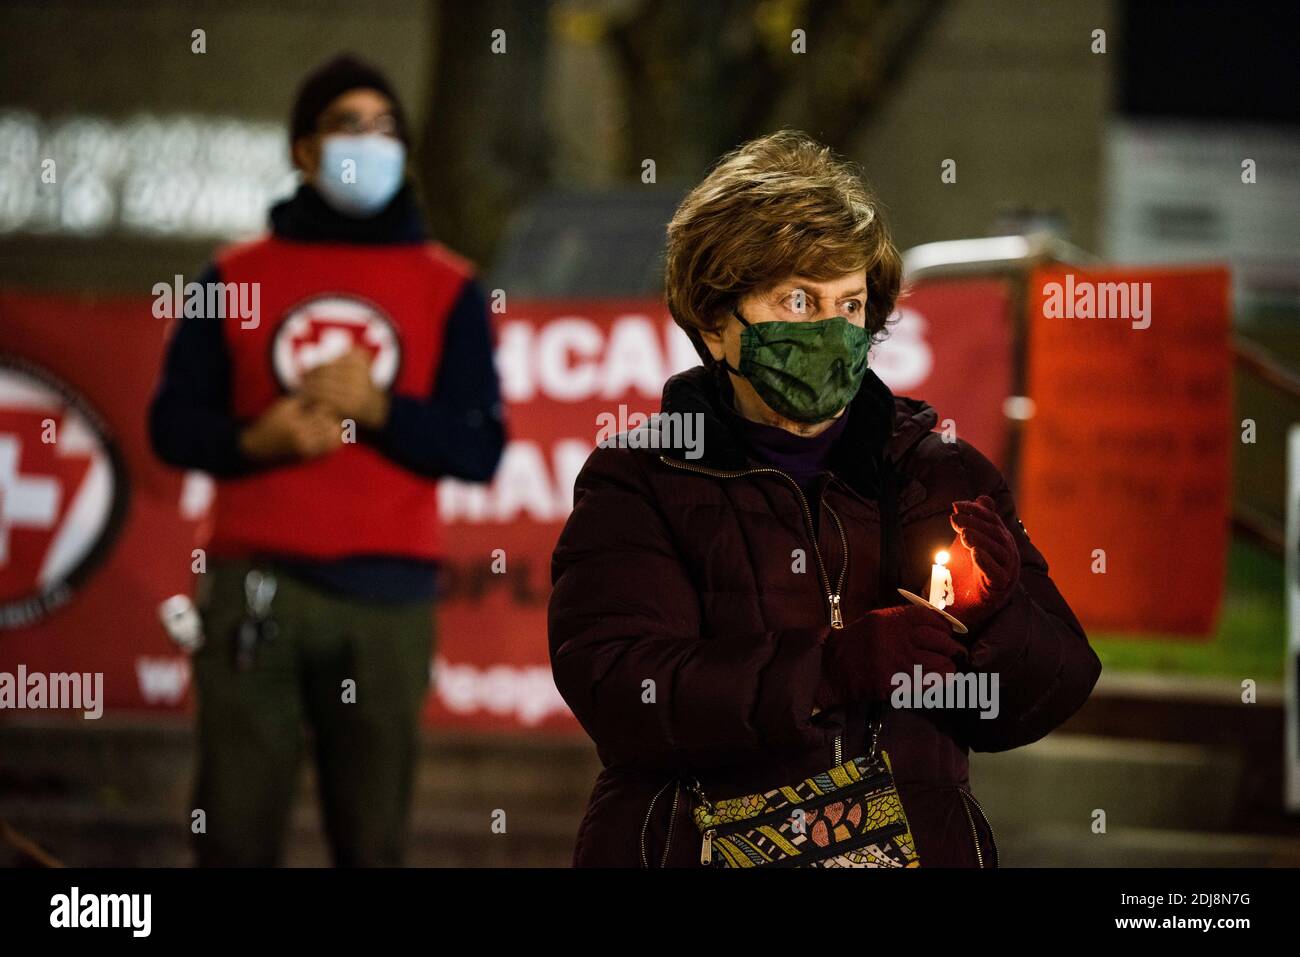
[0,0,1120,293]
[851,0,1115,252]
[0,0,432,292]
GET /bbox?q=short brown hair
[664,130,902,362]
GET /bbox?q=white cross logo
[0,434,61,566]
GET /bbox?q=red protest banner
[427,300,695,730]
[0,280,1015,729]
[1017,265,1233,636]
[0,292,199,709]
[881,278,1014,466]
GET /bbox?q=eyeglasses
[318,111,399,137]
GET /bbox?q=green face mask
[723,307,871,424]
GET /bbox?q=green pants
[191,558,434,867]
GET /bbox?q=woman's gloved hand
[815,604,966,711]
[945,494,1021,629]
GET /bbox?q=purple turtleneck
[729,405,851,503]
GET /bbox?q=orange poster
[1017,265,1232,636]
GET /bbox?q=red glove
[944,494,1021,628]
[815,604,967,710]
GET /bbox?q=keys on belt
[234,569,279,671]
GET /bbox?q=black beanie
[289,53,409,149]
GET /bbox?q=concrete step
[970,735,1243,832]
[0,716,603,811]
[0,717,597,866]
[998,825,1300,867]
[0,796,583,868]
[5,717,1298,867]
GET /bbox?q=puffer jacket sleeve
[549,445,830,772]
[951,440,1102,752]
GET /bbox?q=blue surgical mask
[314,134,406,217]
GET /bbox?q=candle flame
[934,550,950,566]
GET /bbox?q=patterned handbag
[686,720,920,868]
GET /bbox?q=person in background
[149,54,505,867]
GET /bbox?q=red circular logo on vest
[0,356,129,629]
[271,295,402,391]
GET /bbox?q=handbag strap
[876,449,903,597]
[868,449,903,751]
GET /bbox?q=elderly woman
[548,131,1100,868]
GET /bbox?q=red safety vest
[205,236,472,561]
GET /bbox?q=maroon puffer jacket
[548,365,1101,867]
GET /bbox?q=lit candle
[928,550,954,610]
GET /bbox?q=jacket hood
[270,181,427,245]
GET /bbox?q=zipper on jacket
[824,503,849,767]
[640,779,680,868]
[958,787,998,868]
[662,781,680,866]
[824,503,849,630]
[660,456,851,776]
[657,457,849,631]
